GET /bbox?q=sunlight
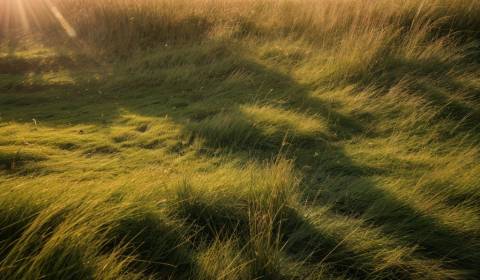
[1,0,77,38]
[1,1,11,36]
[15,0,30,31]
[45,0,77,38]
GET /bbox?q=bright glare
[3,0,77,38]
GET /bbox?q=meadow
[1,0,480,279]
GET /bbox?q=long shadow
[171,47,479,277]
[155,46,480,277]
[343,56,480,135]
[169,183,408,279]
[2,40,480,278]
[281,210,410,279]
[314,170,480,277]
[0,51,118,128]
[102,210,198,279]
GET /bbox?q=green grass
[1,0,480,279]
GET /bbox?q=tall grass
[2,0,480,49]
[1,0,480,279]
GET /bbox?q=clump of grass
[0,148,46,171]
[0,190,139,279]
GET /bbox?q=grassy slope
[1,0,480,279]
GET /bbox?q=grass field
[1,0,480,279]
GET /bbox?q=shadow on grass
[2,39,480,278]
[169,182,381,279]
[345,56,480,135]
[316,173,480,276]
[103,210,196,278]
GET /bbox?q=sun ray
[2,0,12,38]
[15,0,31,31]
[45,0,77,38]
[22,0,44,32]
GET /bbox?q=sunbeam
[0,0,77,39]
[15,0,31,31]
[45,0,77,38]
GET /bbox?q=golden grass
[1,0,480,279]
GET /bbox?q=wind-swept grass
[1,0,480,279]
